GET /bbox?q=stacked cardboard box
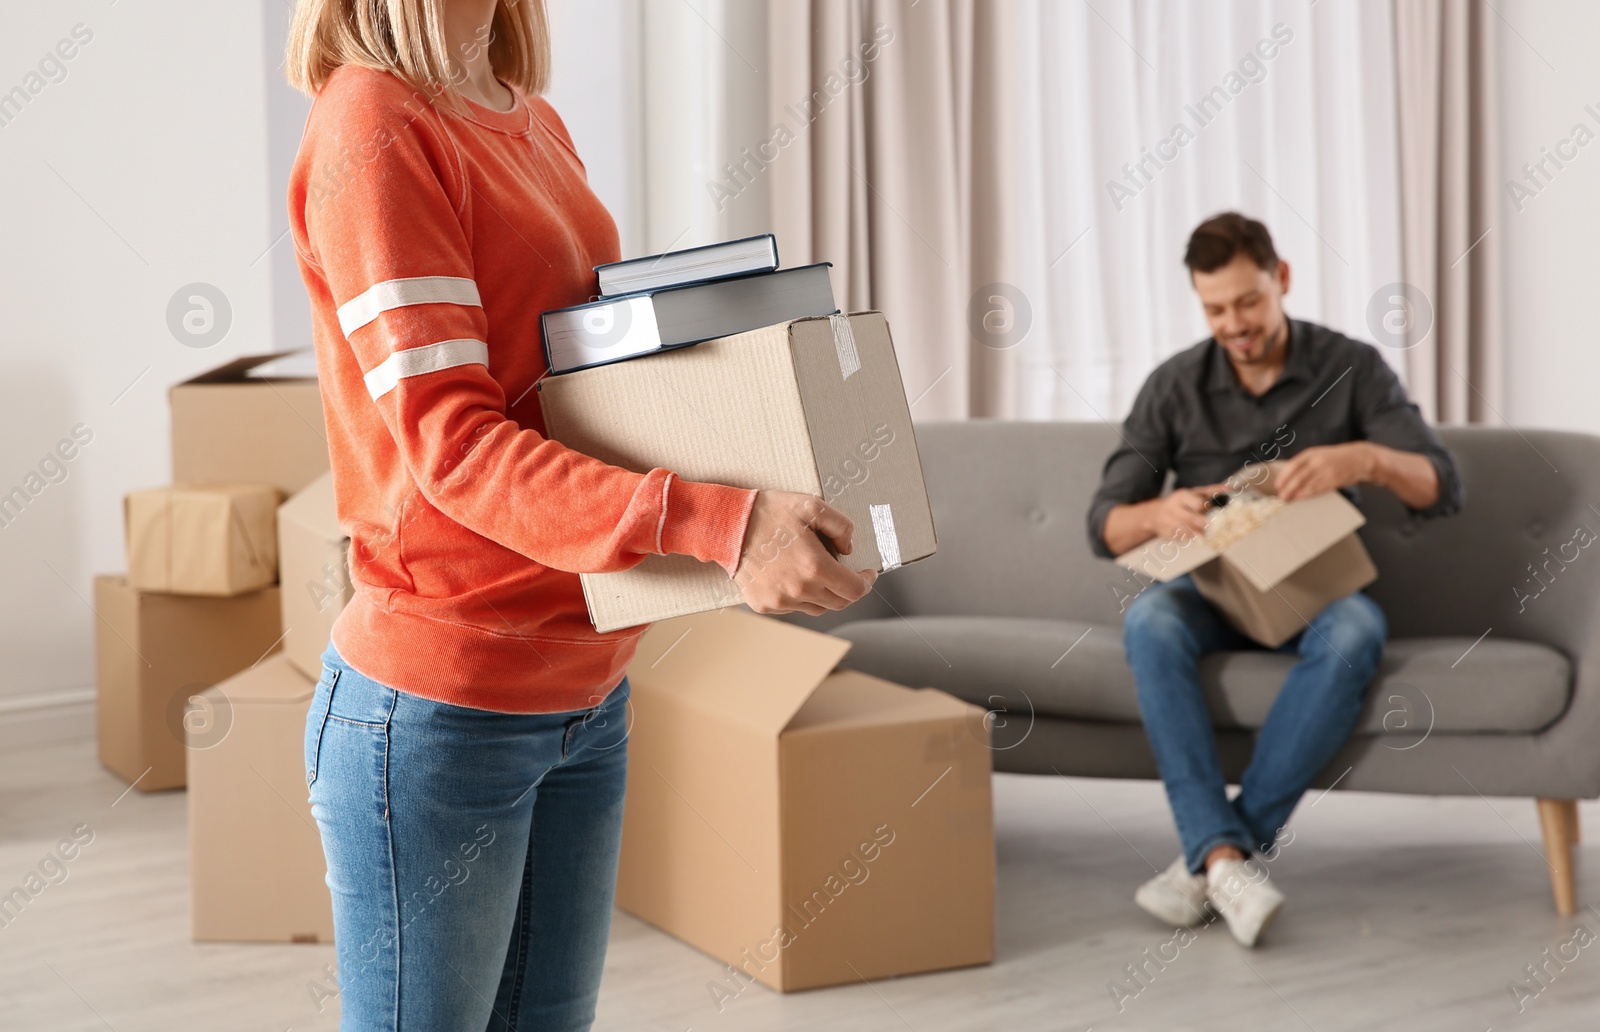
[189,653,335,943]
[97,354,328,790]
[93,351,341,942]
[276,470,351,679]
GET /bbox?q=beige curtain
[767,0,1018,420]
[1393,0,1502,423]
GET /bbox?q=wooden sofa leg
[1537,799,1579,916]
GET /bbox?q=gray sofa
[793,420,1599,914]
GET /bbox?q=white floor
[2,738,1598,1031]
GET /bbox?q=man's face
[1191,254,1291,365]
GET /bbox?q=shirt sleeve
[1353,348,1463,520]
[301,97,756,575]
[1086,372,1173,559]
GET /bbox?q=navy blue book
[542,263,836,375]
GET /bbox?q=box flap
[175,351,317,387]
[784,670,978,734]
[1114,532,1219,582]
[1221,491,1366,592]
[630,610,850,737]
[202,652,315,705]
[278,470,344,543]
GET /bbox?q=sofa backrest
[882,421,1600,653]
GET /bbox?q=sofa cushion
[827,617,1572,736]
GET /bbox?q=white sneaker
[1134,856,1210,927]
[1206,857,1285,947]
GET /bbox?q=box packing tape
[829,314,860,380]
[869,503,902,571]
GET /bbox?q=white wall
[546,0,644,255]
[0,1,276,708]
[0,0,646,716]
[1498,0,1600,433]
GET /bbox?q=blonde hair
[285,0,550,106]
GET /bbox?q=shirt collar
[1204,319,1313,395]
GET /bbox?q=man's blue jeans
[1123,576,1386,875]
[304,644,630,1031]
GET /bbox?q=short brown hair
[285,0,551,105]
[1184,212,1279,274]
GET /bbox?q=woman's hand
[733,490,879,616]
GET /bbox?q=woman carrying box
[285,2,876,1028]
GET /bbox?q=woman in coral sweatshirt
[285,2,875,1028]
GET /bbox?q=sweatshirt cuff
[658,476,758,576]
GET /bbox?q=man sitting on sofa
[1086,212,1462,947]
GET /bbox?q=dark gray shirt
[1087,319,1463,558]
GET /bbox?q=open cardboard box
[170,352,329,496]
[538,312,936,632]
[617,609,994,993]
[1114,463,1377,646]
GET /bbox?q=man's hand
[1144,486,1217,540]
[1102,482,1230,555]
[1274,443,1376,501]
[733,490,878,617]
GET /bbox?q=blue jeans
[305,644,630,1031]
[1123,576,1386,874]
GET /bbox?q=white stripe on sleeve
[364,339,490,400]
[338,276,482,336]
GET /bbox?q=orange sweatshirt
[288,66,757,713]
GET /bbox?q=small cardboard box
[170,352,329,496]
[538,312,936,632]
[1114,467,1378,646]
[277,471,351,679]
[617,609,995,992]
[93,575,284,791]
[188,652,334,943]
[125,484,281,596]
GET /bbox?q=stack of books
[540,234,838,374]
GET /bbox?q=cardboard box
[277,471,351,679]
[170,352,329,496]
[125,484,281,596]
[1114,467,1378,646]
[93,575,284,791]
[188,653,334,943]
[538,312,936,632]
[617,609,994,992]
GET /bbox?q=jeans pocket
[305,666,340,788]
